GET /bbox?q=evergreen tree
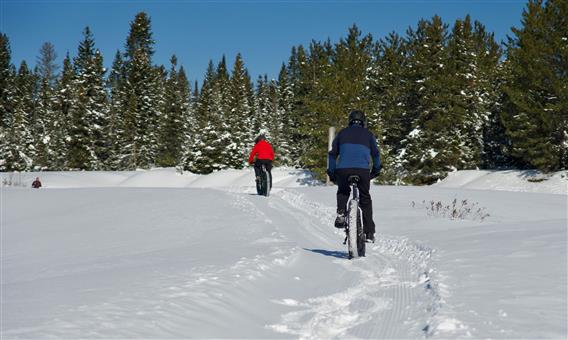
[156,55,190,167]
[401,16,456,184]
[122,12,161,169]
[286,45,310,167]
[226,53,254,169]
[182,60,226,173]
[67,27,107,170]
[36,42,59,87]
[4,62,35,171]
[502,0,568,171]
[50,53,75,170]
[33,42,59,169]
[293,40,333,173]
[367,31,410,183]
[254,74,271,135]
[276,63,295,166]
[482,61,513,169]
[0,33,16,170]
[106,50,127,170]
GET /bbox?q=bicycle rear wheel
[258,165,270,196]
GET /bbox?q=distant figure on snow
[31,177,42,189]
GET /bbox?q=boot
[334,213,346,228]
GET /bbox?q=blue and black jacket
[328,124,381,174]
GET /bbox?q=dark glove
[370,169,381,179]
[326,169,337,183]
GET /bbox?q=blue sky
[2,0,527,85]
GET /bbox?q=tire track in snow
[270,189,442,339]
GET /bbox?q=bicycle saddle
[348,175,360,183]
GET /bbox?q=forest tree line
[1,0,566,184]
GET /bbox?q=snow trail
[264,189,444,339]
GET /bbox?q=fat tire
[356,207,365,257]
[348,200,359,259]
[264,167,271,197]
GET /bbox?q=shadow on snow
[304,248,349,259]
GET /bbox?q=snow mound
[434,170,567,195]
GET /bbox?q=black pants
[336,168,375,235]
[254,159,273,187]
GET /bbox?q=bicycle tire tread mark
[271,189,443,338]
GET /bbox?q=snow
[409,128,421,137]
[1,168,566,339]
[435,169,567,195]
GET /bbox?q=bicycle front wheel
[347,200,359,259]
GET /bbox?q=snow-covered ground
[1,169,566,339]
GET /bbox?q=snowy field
[1,168,567,339]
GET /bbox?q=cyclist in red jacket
[248,133,275,189]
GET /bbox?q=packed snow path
[2,169,566,338]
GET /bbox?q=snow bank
[3,168,566,195]
[0,167,321,190]
[434,170,567,195]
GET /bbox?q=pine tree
[0,33,16,170]
[482,61,513,169]
[122,12,161,169]
[401,16,456,184]
[4,62,35,171]
[67,27,107,170]
[33,42,59,169]
[106,50,127,170]
[50,53,74,170]
[156,55,190,167]
[276,63,295,166]
[285,45,307,165]
[502,0,568,171]
[293,40,333,174]
[36,42,59,87]
[226,53,254,169]
[182,60,227,173]
[366,31,410,183]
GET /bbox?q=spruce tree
[106,50,127,170]
[67,27,107,170]
[502,0,567,171]
[276,63,295,166]
[122,12,161,169]
[4,62,35,171]
[401,16,456,184]
[36,42,59,87]
[226,53,254,169]
[50,53,75,170]
[294,40,333,173]
[33,42,59,169]
[182,60,226,173]
[367,31,410,183]
[156,55,189,167]
[0,33,16,170]
[286,45,310,167]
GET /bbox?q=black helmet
[348,110,366,127]
[255,133,266,144]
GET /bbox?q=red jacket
[248,140,274,164]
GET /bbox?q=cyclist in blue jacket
[327,110,381,242]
